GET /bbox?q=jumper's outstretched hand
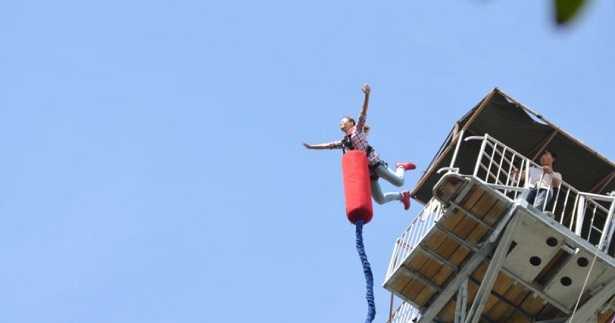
[362,83,371,95]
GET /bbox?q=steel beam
[419,204,519,323]
[454,280,468,323]
[568,279,615,323]
[434,216,571,315]
[465,215,521,323]
[417,240,495,323]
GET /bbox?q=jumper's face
[540,152,555,166]
[339,118,354,133]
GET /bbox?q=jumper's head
[539,150,557,168]
[339,116,355,133]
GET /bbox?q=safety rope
[569,252,599,321]
[355,220,376,323]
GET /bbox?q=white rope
[568,253,599,322]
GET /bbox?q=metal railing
[388,301,421,323]
[384,133,615,322]
[455,134,615,252]
[385,198,445,281]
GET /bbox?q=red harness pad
[342,150,373,224]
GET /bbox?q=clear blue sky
[1,1,614,322]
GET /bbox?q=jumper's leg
[370,179,401,204]
[373,164,405,187]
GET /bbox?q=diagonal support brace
[465,214,521,323]
[419,204,519,323]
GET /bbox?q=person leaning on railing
[513,150,562,211]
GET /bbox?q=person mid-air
[303,84,415,210]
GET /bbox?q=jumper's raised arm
[356,84,370,133]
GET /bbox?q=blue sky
[1,1,614,322]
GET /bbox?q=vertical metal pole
[598,194,615,251]
[454,280,468,323]
[504,153,515,196]
[495,146,507,186]
[551,182,562,215]
[449,130,465,170]
[474,136,488,177]
[570,193,580,231]
[561,187,572,225]
[524,159,531,189]
[575,196,585,236]
[388,293,395,323]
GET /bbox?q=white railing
[385,199,445,281]
[453,134,615,252]
[388,301,421,323]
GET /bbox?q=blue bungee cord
[355,219,376,323]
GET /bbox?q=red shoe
[401,191,411,210]
[396,162,416,171]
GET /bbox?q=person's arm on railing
[544,166,562,188]
[356,84,370,132]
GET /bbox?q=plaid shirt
[344,126,380,165]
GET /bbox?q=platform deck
[384,174,615,323]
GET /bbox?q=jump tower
[384,89,615,323]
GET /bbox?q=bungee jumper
[303,84,417,323]
[303,83,416,210]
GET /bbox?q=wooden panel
[437,300,457,322]
[471,262,489,281]
[465,224,489,245]
[536,304,563,321]
[461,186,484,211]
[482,199,507,226]
[508,312,531,323]
[485,274,516,320]
[414,286,437,308]
[431,266,455,287]
[448,244,472,267]
[418,258,444,280]
[387,275,408,293]
[520,294,547,316]
[441,208,466,230]
[487,300,514,321]
[502,283,531,307]
[484,273,514,314]
[406,252,429,271]
[414,258,444,306]
[469,192,497,220]
[599,310,614,323]
[481,294,500,319]
[401,279,428,306]
[423,230,447,251]
[399,254,430,302]
[432,235,459,259]
[452,211,483,240]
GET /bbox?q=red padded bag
[342,150,373,224]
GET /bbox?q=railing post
[524,158,530,190]
[473,135,488,177]
[575,196,586,236]
[598,193,615,251]
[449,130,465,171]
